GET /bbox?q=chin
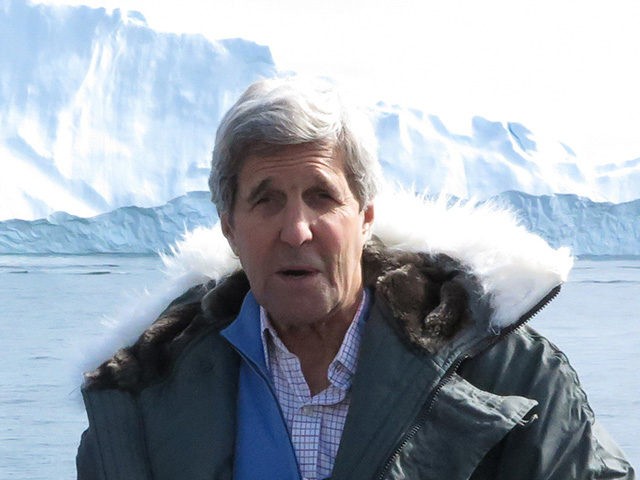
[258,279,356,324]
[262,294,336,327]
[271,305,331,327]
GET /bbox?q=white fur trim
[373,188,573,329]
[160,225,240,288]
[76,189,572,381]
[72,225,239,388]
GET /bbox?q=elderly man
[77,78,634,479]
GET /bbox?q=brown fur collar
[84,240,474,392]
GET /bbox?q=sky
[35,0,640,167]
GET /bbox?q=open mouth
[282,270,309,277]
[281,269,313,277]
[278,267,318,278]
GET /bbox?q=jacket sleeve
[462,326,635,480]
[76,426,106,480]
[76,388,154,480]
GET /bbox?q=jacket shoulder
[461,327,634,479]
[83,270,249,392]
[461,326,588,397]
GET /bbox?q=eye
[251,190,280,207]
[254,195,271,205]
[317,191,334,200]
[306,189,341,210]
[250,192,284,215]
[309,190,334,205]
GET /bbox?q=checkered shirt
[260,290,368,480]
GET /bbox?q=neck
[271,289,364,396]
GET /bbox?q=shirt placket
[280,349,321,480]
[259,289,368,480]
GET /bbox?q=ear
[362,203,375,239]
[221,213,239,256]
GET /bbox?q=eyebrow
[244,172,344,204]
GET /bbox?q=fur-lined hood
[82,190,573,391]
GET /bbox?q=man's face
[221,143,374,329]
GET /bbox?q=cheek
[234,229,268,275]
[325,219,366,265]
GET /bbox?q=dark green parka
[77,197,635,480]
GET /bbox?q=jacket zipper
[374,284,562,480]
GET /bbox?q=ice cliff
[1,190,638,256]
[1,0,276,221]
[1,0,639,256]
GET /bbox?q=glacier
[1,0,276,221]
[0,191,216,254]
[491,191,640,256]
[1,190,638,256]
[1,0,639,256]
[373,108,621,201]
[2,0,640,225]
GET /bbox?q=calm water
[0,255,638,478]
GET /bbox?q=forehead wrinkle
[242,144,338,175]
[238,145,352,206]
[246,160,346,190]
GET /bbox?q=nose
[279,200,313,247]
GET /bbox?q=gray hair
[209,76,380,215]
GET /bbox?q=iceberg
[1,0,639,257]
[0,192,216,254]
[491,191,640,256]
[1,191,638,256]
[0,0,276,221]
[2,0,640,226]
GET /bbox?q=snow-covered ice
[1,190,638,256]
[1,0,640,256]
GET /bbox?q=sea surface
[0,255,638,479]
